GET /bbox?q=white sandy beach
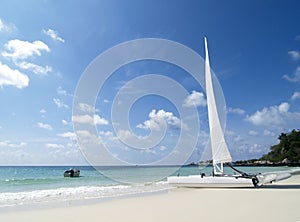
[1,175,300,222]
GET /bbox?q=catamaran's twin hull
[167,175,254,188]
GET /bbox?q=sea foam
[0,181,169,208]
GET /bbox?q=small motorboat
[64,168,80,177]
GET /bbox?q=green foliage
[261,129,300,163]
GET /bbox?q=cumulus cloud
[0,61,29,89]
[291,92,300,100]
[263,129,275,137]
[2,39,50,60]
[283,67,300,83]
[57,132,76,140]
[278,102,289,112]
[160,145,168,151]
[17,61,52,76]
[228,107,246,115]
[71,130,102,146]
[0,19,6,31]
[57,86,67,96]
[94,115,109,125]
[117,129,135,141]
[137,109,182,131]
[1,39,52,76]
[0,19,4,31]
[183,90,206,107]
[0,140,27,148]
[45,143,64,149]
[53,98,68,108]
[43,28,65,43]
[248,130,259,136]
[37,122,53,131]
[237,143,264,155]
[288,50,300,61]
[0,18,15,33]
[72,114,109,125]
[245,102,300,127]
[77,103,94,113]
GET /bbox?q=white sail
[204,37,232,173]
[167,38,298,188]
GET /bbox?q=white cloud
[283,67,300,83]
[228,107,246,115]
[76,130,93,138]
[160,145,168,151]
[57,86,67,96]
[17,61,52,76]
[37,122,53,131]
[288,50,300,61]
[118,129,135,141]
[263,129,275,137]
[0,61,29,89]
[99,131,116,142]
[94,114,109,125]
[234,135,242,142]
[0,19,4,31]
[0,19,5,31]
[57,132,76,140]
[99,130,113,137]
[73,130,102,146]
[183,90,206,107]
[77,103,94,113]
[0,140,27,148]
[238,143,263,155]
[245,102,300,127]
[2,39,50,60]
[0,18,15,33]
[291,92,300,100]
[1,39,51,77]
[278,102,289,113]
[248,130,259,136]
[72,114,109,125]
[45,143,64,149]
[40,109,46,118]
[61,119,69,125]
[43,28,65,43]
[53,98,68,108]
[137,109,182,131]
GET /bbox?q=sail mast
[204,37,232,175]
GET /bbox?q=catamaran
[167,37,300,188]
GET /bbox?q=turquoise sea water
[0,165,296,208]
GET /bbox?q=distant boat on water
[64,168,80,177]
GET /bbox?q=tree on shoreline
[260,129,300,163]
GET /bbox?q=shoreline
[0,186,170,214]
[0,175,300,222]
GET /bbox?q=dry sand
[1,175,300,222]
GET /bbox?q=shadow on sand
[258,184,300,189]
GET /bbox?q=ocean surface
[0,165,296,209]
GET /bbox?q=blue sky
[0,0,300,165]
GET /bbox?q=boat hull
[167,175,254,188]
[64,169,80,177]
